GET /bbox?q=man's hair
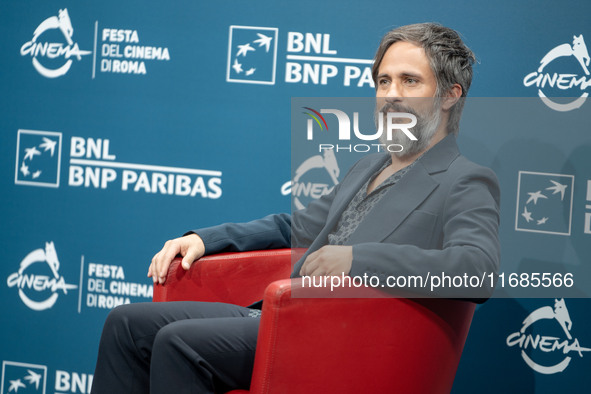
[372,23,476,135]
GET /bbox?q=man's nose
[384,83,403,101]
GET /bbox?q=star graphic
[24,146,41,161]
[236,43,255,57]
[253,33,272,52]
[537,217,549,225]
[546,180,568,201]
[24,369,42,389]
[526,190,548,205]
[39,137,57,156]
[8,379,26,393]
[522,206,533,222]
[20,161,30,177]
[232,58,243,74]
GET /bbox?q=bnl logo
[515,171,574,236]
[226,26,278,85]
[15,130,62,188]
[1,361,46,394]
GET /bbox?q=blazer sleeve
[188,177,343,255]
[348,165,501,300]
[186,153,379,255]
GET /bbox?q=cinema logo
[303,107,417,153]
[506,299,591,374]
[523,34,591,111]
[20,9,91,78]
[6,242,77,311]
[287,149,340,210]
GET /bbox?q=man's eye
[405,78,418,85]
[378,79,390,86]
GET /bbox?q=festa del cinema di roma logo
[20,8,91,78]
[6,242,77,311]
[506,299,591,374]
[523,34,591,111]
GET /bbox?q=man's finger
[300,254,318,276]
[181,248,200,270]
[157,243,181,281]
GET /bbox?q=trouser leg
[91,301,256,394]
[150,316,260,394]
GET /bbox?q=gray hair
[372,23,476,135]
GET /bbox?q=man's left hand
[299,245,353,277]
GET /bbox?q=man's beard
[376,99,442,158]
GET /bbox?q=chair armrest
[152,249,293,306]
[250,278,475,394]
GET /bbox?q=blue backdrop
[1,1,590,393]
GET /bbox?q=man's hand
[299,245,353,277]
[148,233,205,284]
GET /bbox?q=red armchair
[153,249,475,394]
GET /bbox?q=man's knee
[103,303,147,335]
[152,321,193,357]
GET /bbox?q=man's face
[376,41,437,99]
[375,41,443,157]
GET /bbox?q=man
[91,23,500,394]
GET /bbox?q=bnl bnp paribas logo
[20,8,91,78]
[15,130,62,188]
[506,299,590,374]
[14,130,222,198]
[6,242,77,311]
[515,171,574,236]
[1,361,46,394]
[226,25,374,87]
[523,34,591,111]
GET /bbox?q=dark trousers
[91,301,260,394]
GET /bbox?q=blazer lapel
[346,163,437,244]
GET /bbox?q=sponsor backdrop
[1,0,590,393]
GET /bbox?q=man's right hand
[148,233,205,284]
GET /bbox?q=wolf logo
[538,34,590,76]
[44,241,60,279]
[32,9,74,45]
[520,298,573,339]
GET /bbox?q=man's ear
[441,84,462,111]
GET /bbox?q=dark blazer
[194,134,501,299]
